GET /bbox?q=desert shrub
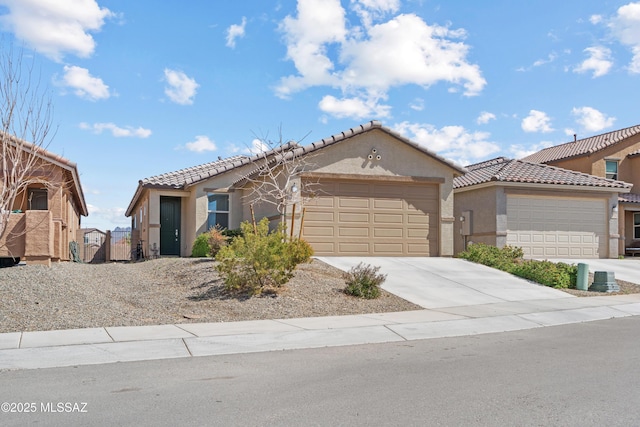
[511,260,576,289]
[207,225,228,256]
[215,218,314,295]
[343,263,387,299]
[191,233,210,257]
[191,226,228,257]
[457,243,523,272]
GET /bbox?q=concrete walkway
[317,257,573,308]
[2,293,639,371]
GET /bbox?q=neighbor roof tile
[454,157,632,190]
[522,124,640,164]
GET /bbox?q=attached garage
[302,179,440,256]
[506,195,607,258]
[453,157,631,259]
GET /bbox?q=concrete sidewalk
[2,293,640,371]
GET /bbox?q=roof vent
[573,134,577,142]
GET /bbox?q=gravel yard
[2,258,638,334]
[0,258,422,333]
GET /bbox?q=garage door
[302,180,439,256]
[506,195,607,258]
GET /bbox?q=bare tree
[0,44,55,247]
[240,130,320,234]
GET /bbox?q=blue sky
[1,0,639,230]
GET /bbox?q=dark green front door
[160,196,181,256]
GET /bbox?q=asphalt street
[1,316,639,426]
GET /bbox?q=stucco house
[453,157,631,259]
[522,124,640,256]
[0,139,88,266]
[125,121,466,257]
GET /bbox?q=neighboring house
[125,121,466,257]
[522,125,640,256]
[0,141,88,266]
[453,157,631,259]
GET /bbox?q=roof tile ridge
[490,157,516,180]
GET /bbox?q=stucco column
[609,193,620,258]
[495,188,508,248]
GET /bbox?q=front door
[160,196,181,256]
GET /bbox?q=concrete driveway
[317,257,573,309]
[550,258,640,284]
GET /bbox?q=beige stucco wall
[551,133,640,190]
[453,186,499,254]
[454,184,620,258]
[1,164,84,264]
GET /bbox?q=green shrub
[215,218,314,295]
[457,243,523,272]
[343,263,387,299]
[511,260,576,289]
[191,233,210,257]
[191,226,229,257]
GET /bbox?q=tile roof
[140,155,249,187]
[619,193,640,204]
[127,121,467,216]
[627,149,640,158]
[522,124,640,164]
[454,157,632,190]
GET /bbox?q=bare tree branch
[240,127,321,219]
[0,43,57,251]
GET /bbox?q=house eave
[454,180,631,194]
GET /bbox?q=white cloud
[318,94,391,119]
[185,135,217,152]
[510,141,554,159]
[590,14,603,24]
[571,106,616,132]
[86,204,129,227]
[573,46,613,77]
[163,69,199,105]
[476,111,496,125]
[277,0,486,119]
[351,0,400,27]
[79,122,151,138]
[0,0,114,62]
[61,65,110,100]
[230,138,270,155]
[521,110,553,133]
[409,98,424,111]
[533,52,558,67]
[393,121,500,166]
[226,17,247,48]
[609,1,640,73]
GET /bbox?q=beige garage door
[506,195,607,258]
[302,180,439,256]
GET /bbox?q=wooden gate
[79,228,132,262]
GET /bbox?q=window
[28,188,47,210]
[605,160,618,180]
[635,213,640,239]
[207,194,229,229]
